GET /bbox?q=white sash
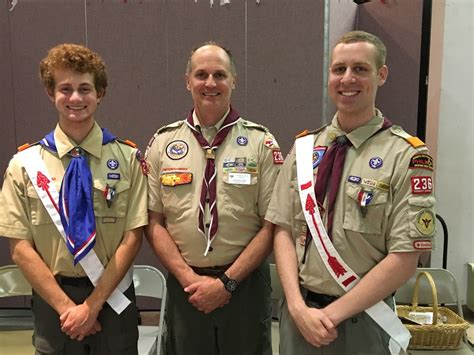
[18,145,132,314]
[295,134,409,355]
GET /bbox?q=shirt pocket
[343,183,388,235]
[93,179,130,220]
[27,184,54,226]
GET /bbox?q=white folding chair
[0,264,32,298]
[395,267,473,354]
[133,265,167,355]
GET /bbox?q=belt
[305,290,338,308]
[56,276,93,288]
[191,263,232,277]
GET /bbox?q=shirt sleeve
[0,156,34,239]
[124,148,149,231]
[146,133,164,214]
[386,147,436,252]
[265,147,296,233]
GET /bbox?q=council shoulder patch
[409,154,433,171]
[415,209,435,236]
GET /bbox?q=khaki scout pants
[31,281,138,355]
[279,296,394,355]
[165,261,272,355]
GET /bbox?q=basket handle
[411,271,438,324]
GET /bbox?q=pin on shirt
[357,189,373,218]
[103,184,116,208]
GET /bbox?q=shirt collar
[327,109,384,149]
[193,108,230,132]
[54,121,104,159]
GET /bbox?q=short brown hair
[39,43,107,95]
[185,41,236,76]
[336,30,386,69]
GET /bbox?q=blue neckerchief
[40,128,116,265]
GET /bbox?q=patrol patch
[161,173,193,187]
[236,136,248,146]
[411,176,433,194]
[166,140,188,160]
[413,240,432,250]
[107,159,119,170]
[409,154,433,171]
[415,209,435,236]
[313,146,327,169]
[348,175,361,184]
[273,150,284,164]
[369,157,383,169]
[107,173,120,180]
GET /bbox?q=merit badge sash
[18,145,132,314]
[295,134,410,355]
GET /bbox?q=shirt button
[208,247,213,252]
[205,223,210,228]
[206,198,210,203]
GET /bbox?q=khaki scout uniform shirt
[0,122,148,277]
[146,111,281,267]
[266,111,436,296]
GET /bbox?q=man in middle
[145,42,282,355]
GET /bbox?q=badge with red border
[272,150,284,164]
[411,176,433,194]
[413,240,432,250]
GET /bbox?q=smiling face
[328,41,388,125]
[49,68,102,129]
[186,45,236,123]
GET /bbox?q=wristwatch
[218,273,238,293]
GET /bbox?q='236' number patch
[411,176,433,194]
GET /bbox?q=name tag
[228,173,251,185]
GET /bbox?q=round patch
[236,136,248,146]
[369,157,383,169]
[166,140,188,160]
[107,159,119,170]
[415,209,435,236]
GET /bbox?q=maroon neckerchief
[185,107,240,253]
[302,117,393,263]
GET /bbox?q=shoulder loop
[17,141,40,152]
[295,125,326,140]
[116,138,137,148]
[390,125,426,149]
[241,119,268,132]
[156,120,185,135]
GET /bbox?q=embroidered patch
[166,140,188,160]
[313,146,327,169]
[369,157,383,169]
[361,178,377,189]
[415,209,435,236]
[413,240,432,250]
[161,173,193,187]
[377,181,390,191]
[107,159,119,170]
[273,150,284,164]
[299,224,307,246]
[348,175,362,184]
[411,176,433,194]
[107,173,121,180]
[409,154,433,171]
[263,132,280,149]
[101,217,116,224]
[236,136,248,146]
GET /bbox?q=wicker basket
[397,271,470,350]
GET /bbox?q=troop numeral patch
[411,176,433,194]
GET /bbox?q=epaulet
[295,125,326,139]
[17,141,40,152]
[390,125,426,149]
[241,119,268,132]
[116,138,137,148]
[156,120,184,135]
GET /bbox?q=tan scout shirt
[146,113,281,267]
[0,122,148,277]
[266,111,436,296]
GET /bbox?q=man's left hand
[60,303,101,341]
[184,276,231,314]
